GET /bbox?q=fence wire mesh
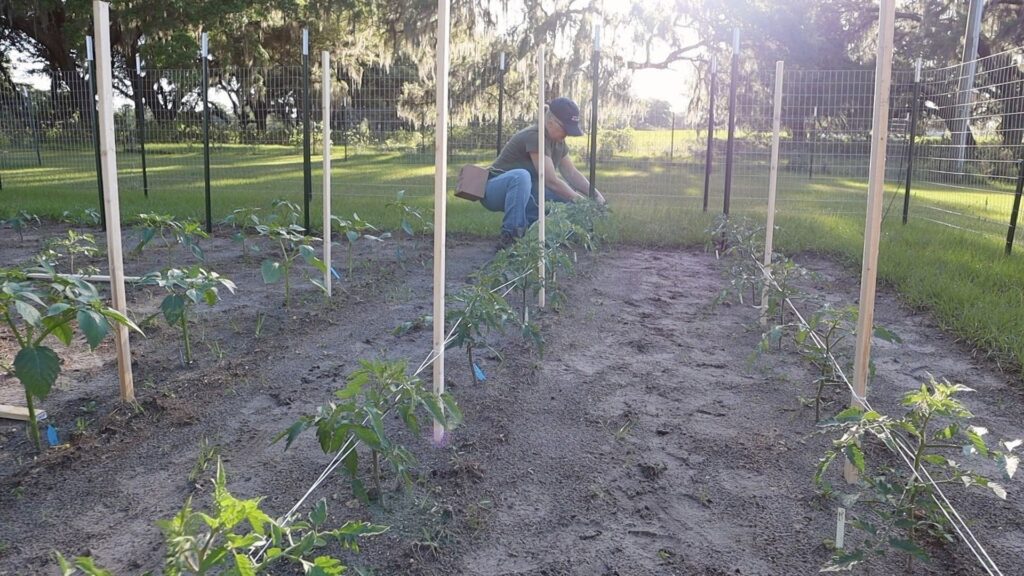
[2,46,1023,248]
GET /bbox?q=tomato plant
[280,359,461,504]
[57,459,387,575]
[816,379,1020,571]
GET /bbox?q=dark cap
[549,97,584,137]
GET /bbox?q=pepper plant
[140,267,236,364]
[57,459,387,575]
[133,213,208,261]
[330,213,389,280]
[0,265,141,450]
[42,230,102,275]
[279,359,462,504]
[815,378,1020,571]
[59,208,101,228]
[256,223,327,306]
[222,207,263,257]
[4,210,40,242]
[387,190,432,238]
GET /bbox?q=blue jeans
[482,169,568,235]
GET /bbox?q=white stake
[847,0,897,484]
[322,51,332,297]
[432,0,451,444]
[537,45,546,309]
[836,507,847,550]
[760,60,784,325]
[93,0,134,402]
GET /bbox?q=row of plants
[13,198,607,573]
[709,215,1020,572]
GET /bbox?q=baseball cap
[549,97,584,137]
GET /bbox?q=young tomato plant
[59,208,101,228]
[140,267,236,364]
[57,459,387,575]
[387,189,432,238]
[0,265,141,451]
[279,359,462,504]
[256,223,327,306]
[330,213,389,280]
[815,378,1020,571]
[446,283,517,385]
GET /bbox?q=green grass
[3,142,1024,376]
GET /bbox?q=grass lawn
[3,142,1024,376]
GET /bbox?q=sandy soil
[1,223,1022,575]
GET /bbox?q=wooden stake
[432,0,451,444]
[322,51,332,298]
[847,0,896,484]
[0,404,47,422]
[537,46,546,309]
[93,1,134,402]
[760,61,784,325]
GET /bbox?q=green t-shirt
[490,126,568,177]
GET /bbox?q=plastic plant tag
[46,425,59,447]
[330,266,341,280]
[473,363,487,382]
[836,507,846,550]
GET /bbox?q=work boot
[496,230,517,252]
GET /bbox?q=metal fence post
[22,88,42,166]
[88,36,106,230]
[588,26,600,198]
[669,113,675,160]
[496,52,505,156]
[723,29,740,216]
[201,33,212,233]
[703,56,716,213]
[135,53,149,198]
[902,58,922,225]
[302,28,313,232]
[808,105,816,180]
[1005,159,1024,255]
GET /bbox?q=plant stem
[468,345,478,385]
[181,311,192,363]
[24,388,41,451]
[372,450,381,502]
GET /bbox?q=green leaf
[832,407,865,423]
[14,300,42,327]
[999,454,1018,480]
[345,230,359,243]
[161,294,187,325]
[77,309,109,350]
[990,482,1008,499]
[233,553,256,576]
[401,219,414,237]
[888,538,928,561]
[261,260,283,284]
[310,498,328,527]
[843,444,865,474]
[872,325,902,344]
[821,549,865,571]
[14,345,61,400]
[44,315,74,346]
[965,426,990,457]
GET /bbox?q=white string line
[755,258,1002,575]
[252,239,565,562]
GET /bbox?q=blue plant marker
[473,363,486,382]
[46,425,59,447]
[330,266,341,280]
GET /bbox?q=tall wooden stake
[847,0,897,483]
[93,0,134,401]
[761,61,784,325]
[537,46,546,309]
[322,51,332,297]
[432,0,451,444]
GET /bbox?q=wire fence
[2,46,1023,247]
